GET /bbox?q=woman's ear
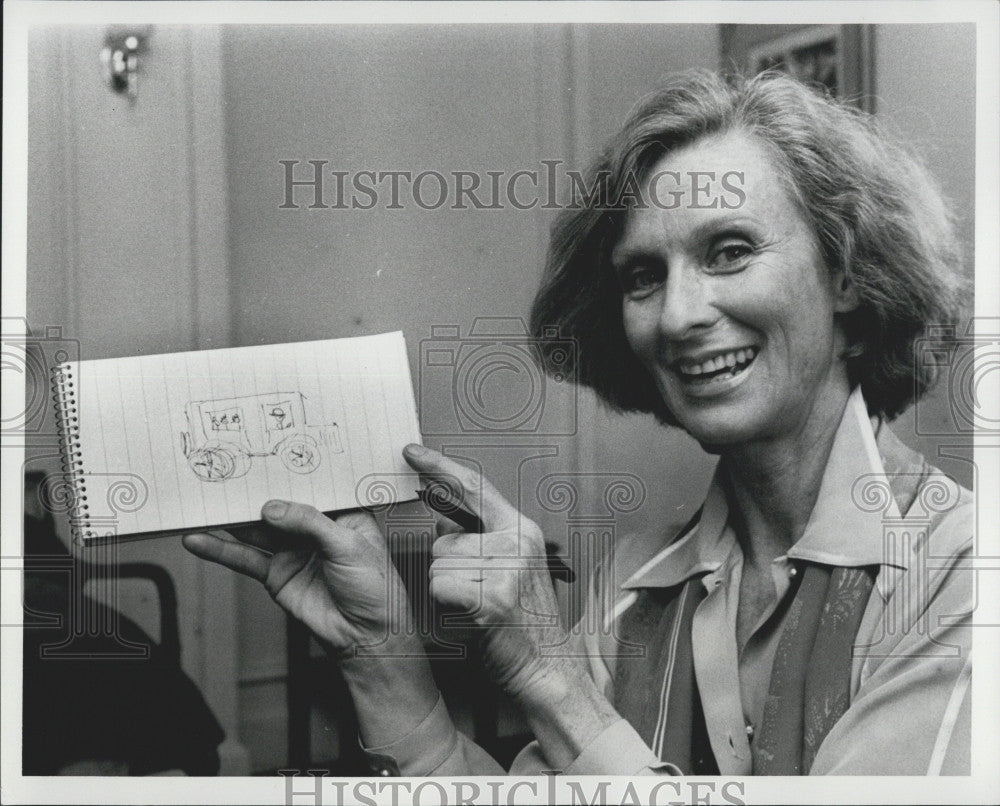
[832,269,860,313]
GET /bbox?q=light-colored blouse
[363,387,973,775]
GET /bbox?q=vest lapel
[751,563,876,774]
[753,423,930,774]
[612,421,931,775]
[612,578,717,773]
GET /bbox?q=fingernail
[404,443,428,458]
[263,500,288,519]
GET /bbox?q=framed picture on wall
[720,24,876,112]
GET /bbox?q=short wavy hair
[530,69,968,423]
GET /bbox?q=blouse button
[746,723,755,740]
[379,768,391,777]
[788,565,798,578]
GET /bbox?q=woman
[183,70,972,775]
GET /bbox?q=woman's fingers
[433,511,465,537]
[224,523,286,554]
[404,444,519,531]
[226,504,382,557]
[182,532,270,583]
[260,499,355,562]
[190,502,386,592]
[334,509,383,545]
[429,563,486,611]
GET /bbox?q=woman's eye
[621,267,663,298]
[709,242,753,272]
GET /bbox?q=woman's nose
[657,263,718,340]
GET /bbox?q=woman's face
[614,130,856,449]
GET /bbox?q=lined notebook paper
[52,332,422,541]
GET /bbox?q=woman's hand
[182,502,411,660]
[405,444,623,769]
[183,501,444,752]
[403,444,582,702]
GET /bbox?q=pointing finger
[404,445,519,531]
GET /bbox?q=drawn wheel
[280,439,320,474]
[189,447,250,482]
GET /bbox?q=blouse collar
[622,387,924,592]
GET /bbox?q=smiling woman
[184,69,973,777]
[533,70,966,427]
[613,130,855,450]
[524,69,972,773]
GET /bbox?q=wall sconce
[100,27,151,101]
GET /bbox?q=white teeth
[677,347,758,378]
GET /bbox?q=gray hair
[531,69,968,422]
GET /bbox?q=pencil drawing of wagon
[180,392,343,482]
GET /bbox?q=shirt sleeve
[360,693,505,775]
[361,556,684,776]
[505,721,680,775]
[360,695,683,777]
[560,720,681,775]
[809,508,973,775]
[512,559,684,776]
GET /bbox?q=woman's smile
[671,344,760,395]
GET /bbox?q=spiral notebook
[52,332,422,542]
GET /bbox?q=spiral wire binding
[52,362,92,539]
